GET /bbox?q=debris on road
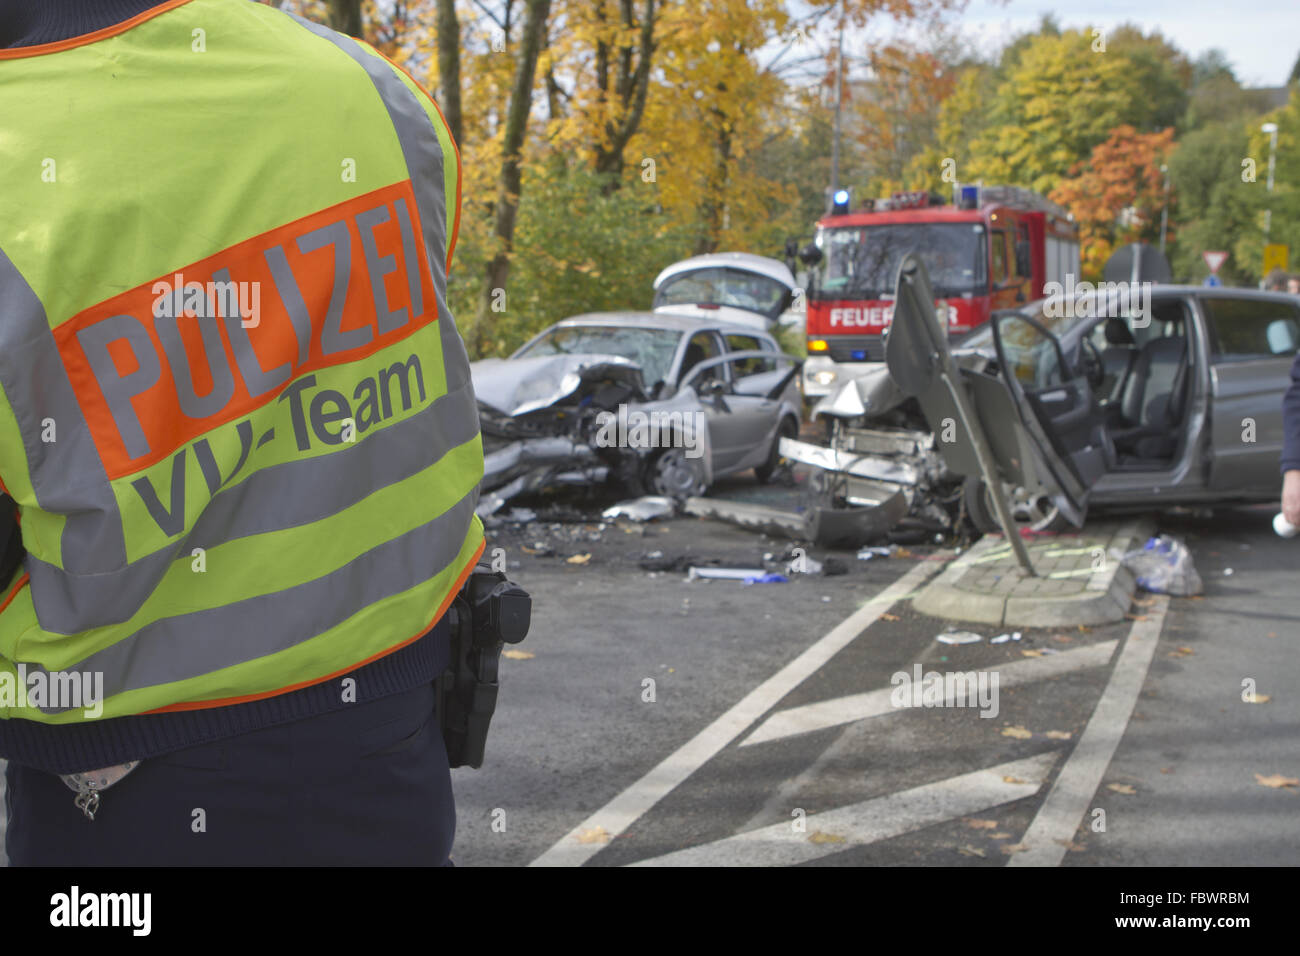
[1121,534,1203,596]
[602,496,676,522]
[936,630,984,645]
[687,567,768,581]
[989,631,1022,644]
[857,545,893,560]
[683,491,907,549]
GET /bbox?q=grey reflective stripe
[30,485,480,712]
[0,248,127,573]
[286,13,470,395]
[24,378,479,634]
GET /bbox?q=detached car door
[884,254,1104,528]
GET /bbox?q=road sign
[1203,275,1222,287]
[1202,250,1228,274]
[1264,243,1290,275]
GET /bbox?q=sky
[934,0,1299,87]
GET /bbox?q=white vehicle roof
[652,252,796,290]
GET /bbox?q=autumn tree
[1049,125,1176,278]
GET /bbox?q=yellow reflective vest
[0,0,485,723]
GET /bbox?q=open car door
[987,312,1111,526]
[885,255,1099,529]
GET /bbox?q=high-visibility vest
[0,0,485,724]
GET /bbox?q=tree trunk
[435,0,463,146]
[591,0,657,191]
[325,0,362,37]
[472,0,552,357]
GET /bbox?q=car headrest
[1104,317,1135,347]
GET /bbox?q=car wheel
[962,477,1070,534]
[644,447,707,498]
[755,416,800,484]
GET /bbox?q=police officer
[0,0,483,865]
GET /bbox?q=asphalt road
[1,489,1295,869]
[450,497,1299,867]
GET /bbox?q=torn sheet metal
[682,491,907,549]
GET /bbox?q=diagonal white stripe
[742,639,1119,745]
[527,558,948,867]
[631,752,1060,867]
[1009,596,1169,867]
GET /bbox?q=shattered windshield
[514,325,682,387]
[817,223,987,299]
[655,267,790,318]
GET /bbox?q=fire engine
[795,184,1079,399]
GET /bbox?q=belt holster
[435,564,530,769]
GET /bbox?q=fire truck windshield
[816,223,988,299]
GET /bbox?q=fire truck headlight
[812,369,838,387]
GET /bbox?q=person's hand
[1283,470,1300,527]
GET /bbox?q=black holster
[435,564,530,769]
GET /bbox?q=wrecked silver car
[785,263,1300,535]
[471,312,801,514]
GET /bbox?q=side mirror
[799,242,823,267]
[1014,239,1031,278]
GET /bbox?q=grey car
[891,270,1299,530]
[471,312,802,509]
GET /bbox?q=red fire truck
[798,184,1079,399]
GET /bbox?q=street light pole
[1159,163,1170,256]
[1262,122,1278,243]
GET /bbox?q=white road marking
[631,752,1059,867]
[528,559,948,867]
[742,639,1119,746]
[1009,595,1170,867]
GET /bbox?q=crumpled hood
[470,353,646,417]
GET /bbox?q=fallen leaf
[1002,725,1033,739]
[1020,649,1044,658]
[989,832,1011,840]
[999,843,1028,855]
[1077,625,1092,632]
[575,827,610,844]
[1245,694,1271,704]
[1133,596,1158,607]
[1107,783,1137,795]
[881,612,901,622]
[1051,634,1074,644]
[502,649,535,660]
[1175,646,1195,656]
[1254,773,1299,789]
[808,830,846,844]
[957,845,986,857]
[1055,838,1086,851]
[965,819,999,830]
[1125,614,1150,622]
[1267,632,1278,639]
[566,553,591,565]
[1046,730,1073,740]
[1003,775,1028,785]
[1160,767,1174,774]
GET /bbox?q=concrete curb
[911,518,1155,627]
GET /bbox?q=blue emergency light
[831,189,851,215]
[958,185,979,210]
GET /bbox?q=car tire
[963,477,1071,534]
[643,446,707,498]
[755,416,799,484]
